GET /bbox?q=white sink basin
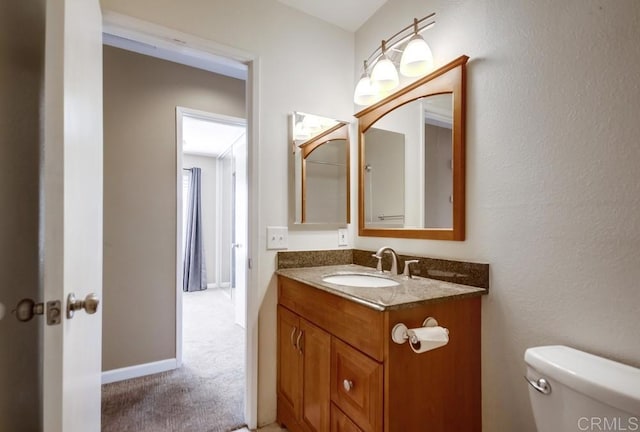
[322,273,399,288]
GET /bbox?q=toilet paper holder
[391,317,441,345]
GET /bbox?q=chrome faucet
[374,246,401,275]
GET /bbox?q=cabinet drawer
[331,338,382,432]
[278,276,384,361]
[331,404,363,432]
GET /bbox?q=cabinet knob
[343,379,354,392]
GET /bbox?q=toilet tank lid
[525,345,640,415]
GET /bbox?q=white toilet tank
[525,345,640,432]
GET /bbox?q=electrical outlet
[338,228,348,246]
[267,226,288,250]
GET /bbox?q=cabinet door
[278,306,302,418]
[300,318,331,432]
[331,404,364,432]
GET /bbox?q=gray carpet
[102,288,245,432]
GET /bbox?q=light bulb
[400,35,433,77]
[353,74,378,106]
[370,55,399,92]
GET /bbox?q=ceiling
[277,0,388,32]
[182,116,246,158]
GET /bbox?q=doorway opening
[178,108,247,324]
[178,108,248,427]
[101,13,259,430]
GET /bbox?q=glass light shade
[400,35,433,77]
[353,74,378,106]
[370,56,399,92]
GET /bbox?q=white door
[233,135,248,328]
[42,0,103,431]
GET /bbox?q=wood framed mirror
[355,55,468,240]
[290,112,350,226]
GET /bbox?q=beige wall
[0,1,45,429]
[100,0,355,424]
[355,1,640,431]
[102,46,245,371]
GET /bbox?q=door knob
[13,299,44,322]
[67,293,100,319]
[12,298,62,325]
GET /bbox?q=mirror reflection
[363,94,453,229]
[291,112,349,225]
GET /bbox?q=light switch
[267,226,288,250]
[338,229,348,246]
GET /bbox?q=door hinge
[248,258,253,270]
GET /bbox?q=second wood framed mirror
[290,112,350,226]
[355,55,468,240]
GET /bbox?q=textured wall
[355,1,640,430]
[103,46,245,371]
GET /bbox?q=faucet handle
[371,254,383,273]
[402,260,420,279]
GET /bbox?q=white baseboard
[102,358,178,384]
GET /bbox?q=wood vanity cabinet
[277,305,331,432]
[277,275,481,432]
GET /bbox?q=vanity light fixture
[400,18,434,77]
[354,13,436,106]
[353,60,378,105]
[370,41,399,92]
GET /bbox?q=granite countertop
[276,264,487,311]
